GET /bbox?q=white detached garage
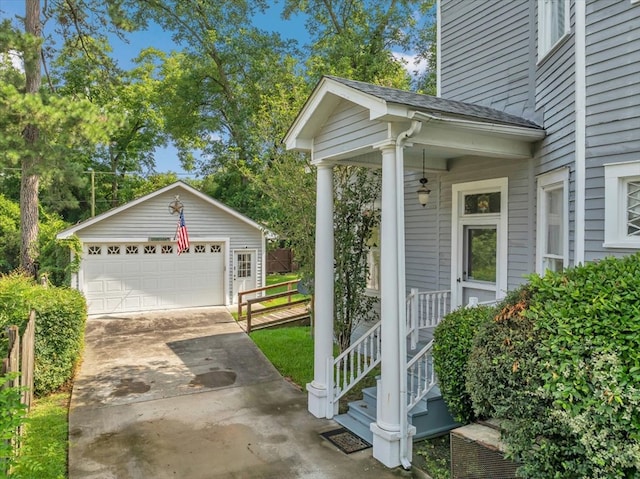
[57,181,267,316]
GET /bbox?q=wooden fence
[2,310,35,412]
[267,248,297,274]
[0,311,35,473]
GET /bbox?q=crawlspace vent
[450,422,519,479]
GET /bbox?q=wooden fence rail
[1,310,35,473]
[1,310,36,411]
[237,280,311,333]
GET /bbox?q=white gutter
[574,0,586,265]
[412,110,545,141]
[395,119,424,470]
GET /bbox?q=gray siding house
[284,0,640,469]
[57,181,267,315]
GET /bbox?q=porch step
[336,383,459,444]
[411,387,461,441]
[334,397,376,444]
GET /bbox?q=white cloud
[393,51,429,78]
[1,50,25,73]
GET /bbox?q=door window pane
[237,253,252,278]
[465,227,497,283]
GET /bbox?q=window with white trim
[604,161,640,248]
[538,0,570,60]
[536,168,569,273]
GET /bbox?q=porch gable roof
[285,76,545,155]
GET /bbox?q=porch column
[307,162,334,418]
[370,143,403,467]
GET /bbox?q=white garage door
[82,242,225,315]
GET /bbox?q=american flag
[176,210,190,255]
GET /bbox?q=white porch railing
[325,289,451,420]
[406,289,450,350]
[326,320,381,418]
[404,289,451,409]
[406,340,437,410]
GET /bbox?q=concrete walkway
[69,307,414,479]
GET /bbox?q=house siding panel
[583,0,640,262]
[313,102,388,161]
[440,0,533,119]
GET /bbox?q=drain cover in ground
[320,428,372,454]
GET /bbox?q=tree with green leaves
[52,42,170,210]
[0,6,115,277]
[285,0,435,88]
[111,1,298,171]
[333,166,381,350]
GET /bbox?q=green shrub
[0,195,78,286]
[527,256,640,478]
[465,286,543,420]
[0,373,27,475]
[433,304,496,423]
[0,273,86,396]
[0,195,21,275]
[38,215,82,287]
[466,256,640,479]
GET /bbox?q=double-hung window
[604,161,640,248]
[538,0,570,60]
[537,168,569,273]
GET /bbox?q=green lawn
[250,326,314,387]
[266,273,300,287]
[249,325,375,412]
[12,392,70,479]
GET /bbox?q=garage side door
[82,243,225,315]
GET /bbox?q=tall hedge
[466,255,640,479]
[0,274,86,396]
[433,304,496,423]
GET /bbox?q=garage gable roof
[57,181,266,239]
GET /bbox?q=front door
[452,178,508,308]
[233,250,257,299]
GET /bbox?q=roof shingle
[326,76,542,130]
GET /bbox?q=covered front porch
[284,76,544,468]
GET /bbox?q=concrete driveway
[69,307,414,479]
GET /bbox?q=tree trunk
[20,0,42,278]
[20,155,40,277]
